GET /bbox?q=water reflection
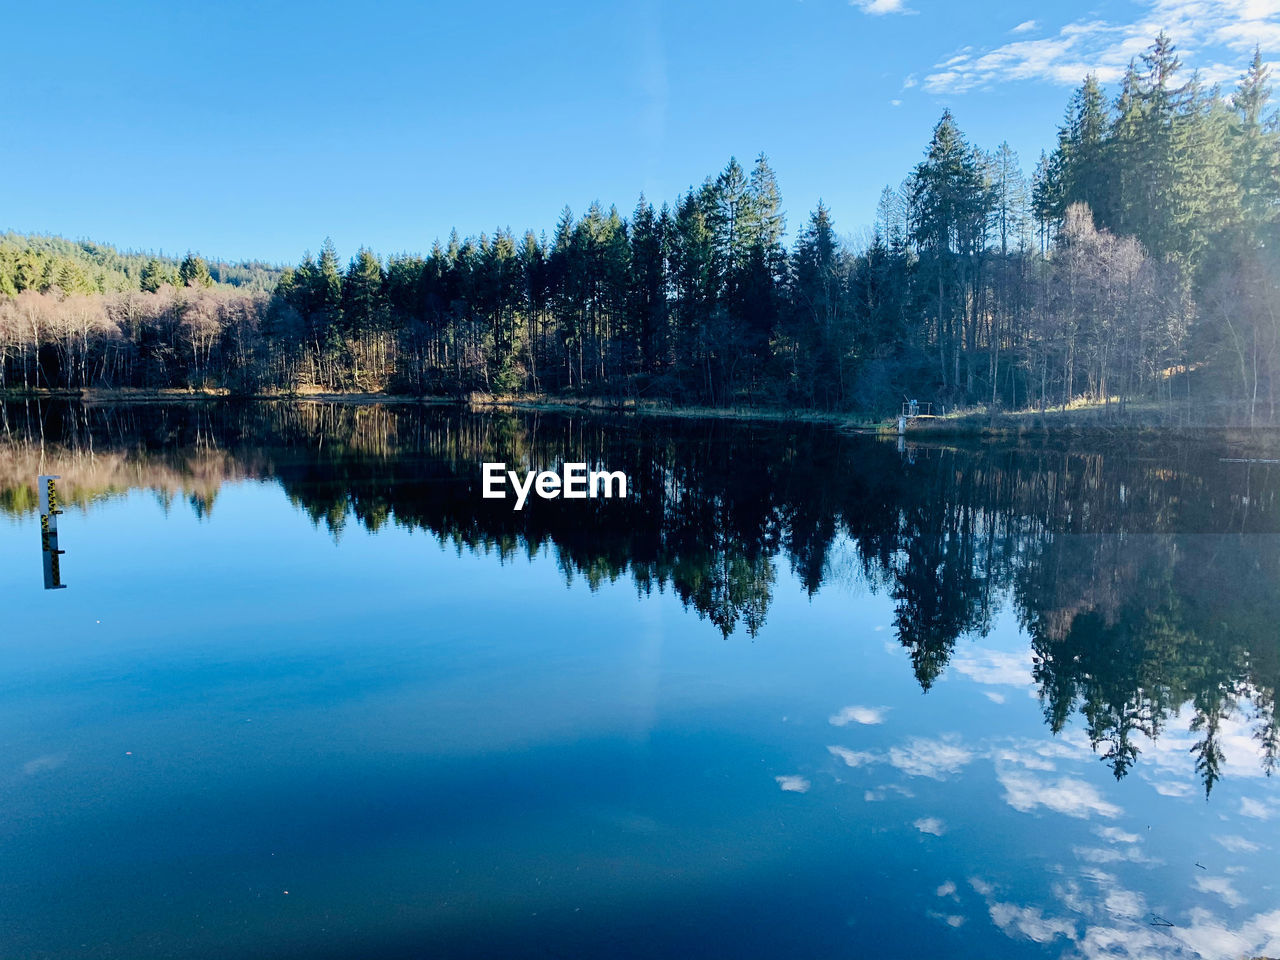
[2,399,1278,798]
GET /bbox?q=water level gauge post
[37,475,67,590]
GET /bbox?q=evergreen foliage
[0,232,281,296]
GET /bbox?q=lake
[1,400,1277,959]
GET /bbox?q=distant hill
[0,231,283,296]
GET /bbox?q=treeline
[2,36,1278,418]
[3,399,1277,793]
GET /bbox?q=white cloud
[1152,779,1195,797]
[1012,19,1039,34]
[990,745,1056,771]
[1072,844,1156,866]
[1103,887,1145,918]
[1195,875,1246,908]
[888,736,973,779]
[984,691,1006,704]
[1216,834,1261,853]
[988,902,1076,943]
[1239,910,1280,955]
[937,880,957,897]
[1140,713,1273,782]
[829,705,887,726]
[1052,878,1093,916]
[923,0,1280,94]
[1047,878,1280,960]
[776,775,810,793]
[950,646,1032,687]
[827,745,877,767]
[851,0,912,15]
[1174,911,1249,958]
[1094,825,1141,844]
[998,769,1122,819]
[1240,796,1273,819]
[914,816,947,835]
[927,910,966,927]
[863,783,914,802]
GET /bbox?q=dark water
[1,401,1278,959]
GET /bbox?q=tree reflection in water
[2,398,1277,794]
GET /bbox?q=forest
[2,36,1278,421]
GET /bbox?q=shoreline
[4,388,1280,449]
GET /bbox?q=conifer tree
[178,254,213,288]
[1057,75,1112,221]
[1231,47,1280,236]
[989,142,1030,256]
[628,197,667,374]
[341,249,386,334]
[140,257,174,293]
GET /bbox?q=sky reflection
[0,404,1277,958]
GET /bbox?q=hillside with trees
[0,233,282,296]
[2,36,1277,422]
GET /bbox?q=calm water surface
[0,402,1277,959]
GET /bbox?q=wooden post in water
[37,475,66,590]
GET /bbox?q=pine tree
[789,202,846,406]
[178,254,213,288]
[341,249,387,334]
[748,153,786,250]
[628,196,667,373]
[989,142,1030,255]
[140,257,174,293]
[517,230,548,386]
[707,157,751,280]
[1108,60,1145,242]
[874,183,909,246]
[909,110,990,390]
[1059,75,1112,221]
[302,239,345,386]
[482,228,519,372]
[670,190,716,397]
[385,254,426,327]
[1231,47,1280,236]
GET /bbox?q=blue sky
[4,0,1278,264]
